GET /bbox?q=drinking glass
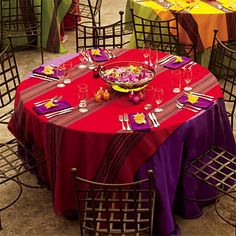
[143,86,154,110]
[154,88,164,112]
[183,68,193,92]
[142,43,150,65]
[63,63,73,84]
[78,84,89,113]
[149,45,158,69]
[56,66,66,88]
[79,48,88,69]
[171,69,182,93]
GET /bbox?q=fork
[119,115,126,131]
[176,101,199,112]
[34,95,61,106]
[124,113,131,131]
[45,107,74,118]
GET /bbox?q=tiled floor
[0,0,235,235]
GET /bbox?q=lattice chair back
[130,8,196,60]
[71,168,156,236]
[0,36,20,124]
[208,29,236,129]
[0,0,43,63]
[75,10,132,51]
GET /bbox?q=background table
[8,49,236,235]
[125,0,236,66]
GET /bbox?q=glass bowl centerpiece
[99,61,156,92]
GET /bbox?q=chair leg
[0,212,2,230]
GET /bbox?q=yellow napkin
[91,49,102,56]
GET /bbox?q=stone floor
[0,0,235,235]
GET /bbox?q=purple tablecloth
[136,99,236,235]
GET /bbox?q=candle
[129,91,134,102]
[93,67,100,78]
[94,91,101,102]
[103,89,110,101]
[133,94,140,104]
[139,91,144,101]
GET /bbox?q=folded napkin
[178,95,214,109]
[89,48,109,62]
[33,100,71,115]
[164,56,192,70]
[129,112,151,131]
[33,65,62,79]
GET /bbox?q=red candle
[129,91,134,101]
[139,91,144,101]
[133,94,140,104]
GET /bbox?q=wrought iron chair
[71,168,156,236]
[208,29,236,129]
[184,146,236,233]
[75,10,132,51]
[130,8,196,60]
[66,0,102,28]
[0,0,43,63]
[0,37,20,125]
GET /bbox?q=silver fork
[124,113,131,131]
[176,101,199,112]
[119,115,126,131]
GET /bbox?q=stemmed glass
[56,65,66,88]
[142,43,150,65]
[154,88,164,112]
[78,84,89,113]
[149,44,158,69]
[63,63,73,84]
[79,48,88,69]
[183,68,193,92]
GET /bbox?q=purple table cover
[178,95,214,109]
[129,113,151,131]
[33,100,71,115]
[89,48,109,62]
[164,57,192,69]
[136,99,236,235]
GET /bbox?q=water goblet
[154,88,164,112]
[149,45,158,69]
[183,68,193,92]
[63,63,73,84]
[171,69,182,93]
[78,84,89,113]
[56,65,66,88]
[78,48,88,69]
[143,86,154,110]
[142,43,150,65]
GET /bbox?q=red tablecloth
[8,49,223,216]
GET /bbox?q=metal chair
[130,8,196,60]
[71,168,156,236]
[0,139,45,229]
[0,0,43,64]
[208,29,236,129]
[66,0,102,28]
[184,146,236,233]
[75,10,132,51]
[0,37,20,125]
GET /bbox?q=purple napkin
[33,66,62,79]
[129,113,151,131]
[33,100,71,115]
[89,48,109,62]
[164,57,192,70]
[178,95,214,109]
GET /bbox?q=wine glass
[143,86,154,110]
[79,48,88,69]
[142,43,150,65]
[78,84,89,113]
[154,88,164,112]
[183,68,193,92]
[63,63,73,84]
[56,66,66,88]
[171,69,182,93]
[149,44,158,69]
